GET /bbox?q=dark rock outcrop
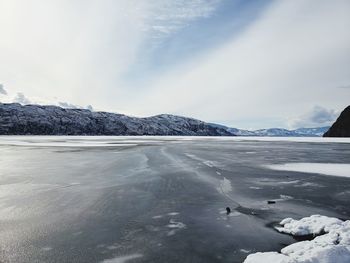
[323,106,350,137]
[0,103,233,136]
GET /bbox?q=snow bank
[276,215,343,236]
[266,163,350,178]
[244,215,350,263]
[244,252,291,263]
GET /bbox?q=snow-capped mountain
[250,127,330,137]
[209,124,330,137]
[0,103,232,136]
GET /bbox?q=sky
[0,0,349,129]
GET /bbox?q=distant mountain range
[209,124,330,137]
[0,102,330,136]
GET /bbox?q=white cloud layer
[135,0,350,128]
[0,0,349,129]
[13,93,31,105]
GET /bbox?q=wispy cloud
[13,93,31,105]
[129,0,350,128]
[9,92,94,110]
[288,106,339,129]
[145,0,221,37]
[0,84,7,95]
[58,102,94,111]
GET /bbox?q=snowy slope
[0,103,232,136]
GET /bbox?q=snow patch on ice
[101,253,143,263]
[295,182,324,188]
[266,163,350,178]
[217,177,232,194]
[167,212,179,216]
[152,212,179,219]
[274,195,294,202]
[167,219,186,229]
[184,153,221,168]
[227,137,350,144]
[244,215,350,263]
[203,161,216,167]
[245,252,291,262]
[257,179,300,186]
[166,219,186,236]
[0,137,138,148]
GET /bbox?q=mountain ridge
[0,103,232,136]
[0,102,329,136]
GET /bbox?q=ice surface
[244,215,350,263]
[0,136,139,147]
[1,136,350,262]
[267,163,350,178]
[227,137,350,143]
[1,136,350,149]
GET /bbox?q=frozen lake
[0,136,349,263]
